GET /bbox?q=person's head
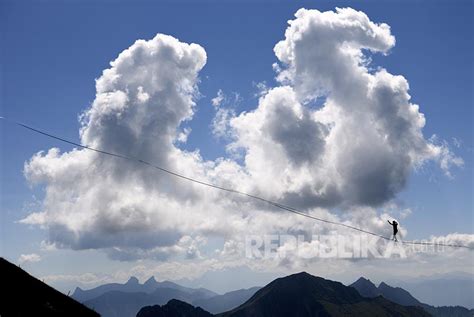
[393,220,398,225]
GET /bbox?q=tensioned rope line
[1,116,472,250]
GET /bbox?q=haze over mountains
[3,254,471,317]
[350,277,474,317]
[69,270,473,317]
[74,276,217,303]
[138,272,430,317]
[388,272,474,309]
[73,276,259,316]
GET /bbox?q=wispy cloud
[18,253,41,264]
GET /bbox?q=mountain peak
[144,276,157,285]
[72,286,84,298]
[274,271,318,284]
[377,281,421,306]
[221,272,429,317]
[289,271,312,278]
[379,281,389,288]
[250,271,362,305]
[349,277,380,298]
[137,299,213,317]
[355,277,372,283]
[352,277,377,288]
[126,276,139,284]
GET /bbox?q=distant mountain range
[136,272,430,317]
[6,256,468,317]
[387,273,474,309]
[4,253,471,317]
[350,277,474,317]
[73,276,217,303]
[71,271,474,317]
[193,287,261,314]
[0,257,99,317]
[73,275,259,316]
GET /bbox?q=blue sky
[1,0,472,293]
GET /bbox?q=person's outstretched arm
[387,220,392,225]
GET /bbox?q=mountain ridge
[137,272,430,317]
[72,275,218,303]
[0,257,99,317]
[216,272,429,317]
[350,276,474,317]
[73,271,473,317]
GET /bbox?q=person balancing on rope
[387,220,399,241]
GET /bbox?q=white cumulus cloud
[226,7,462,208]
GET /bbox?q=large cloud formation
[23,34,216,256]
[22,8,463,260]
[228,8,461,208]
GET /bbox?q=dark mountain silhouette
[377,281,422,306]
[218,272,430,317]
[349,277,381,298]
[73,275,217,303]
[193,287,261,314]
[350,277,474,317]
[135,273,430,317]
[421,305,474,317]
[0,257,99,317]
[137,299,213,317]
